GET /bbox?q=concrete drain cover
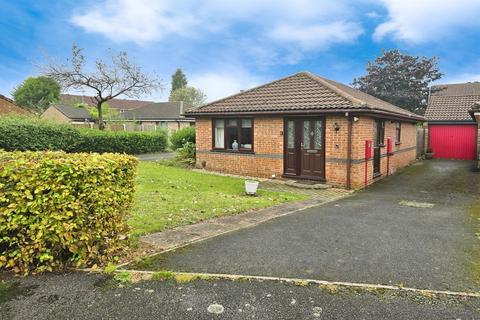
[399,200,435,208]
[207,303,225,314]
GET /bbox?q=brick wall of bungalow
[195,116,418,189]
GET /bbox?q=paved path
[1,272,479,319]
[136,151,175,161]
[129,160,480,293]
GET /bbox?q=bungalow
[185,72,424,189]
[118,101,194,134]
[425,82,480,160]
[0,94,29,116]
[42,104,94,126]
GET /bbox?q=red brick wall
[195,117,284,178]
[195,115,418,189]
[349,117,418,189]
[0,96,28,116]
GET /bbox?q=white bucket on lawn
[245,180,259,195]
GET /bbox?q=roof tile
[186,72,421,120]
[425,83,480,121]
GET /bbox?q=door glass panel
[314,120,322,149]
[287,121,295,148]
[303,121,310,149]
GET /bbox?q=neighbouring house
[425,82,480,160]
[0,94,29,116]
[118,101,194,134]
[185,72,424,189]
[42,104,94,126]
[59,94,153,113]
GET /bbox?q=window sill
[211,149,255,154]
[395,142,401,146]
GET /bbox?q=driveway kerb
[78,268,480,299]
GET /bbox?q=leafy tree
[169,86,206,108]
[42,45,162,129]
[12,76,60,112]
[352,49,443,114]
[170,68,188,96]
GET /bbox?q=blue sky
[1,0,480,102]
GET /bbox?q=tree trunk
[97,102,105,130]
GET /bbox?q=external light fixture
[333,122,340,132]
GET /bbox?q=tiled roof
[52,104,93,120]
[0,94,29,115]
[425,83,480,121]
[59,94,154,111]
[186,72,423,120]
[121,102,193,120]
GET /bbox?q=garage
[429,124,476,160]
[425,82,480,161]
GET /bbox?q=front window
[395,122,401,144]
[213,118,253,151]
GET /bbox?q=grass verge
[129,162,305,236]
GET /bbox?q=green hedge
[76,129,167,154]
[0,116,167,154]
[0,151,138,274]
[0,116,80,152]
[170,126,195,150]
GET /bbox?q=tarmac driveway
[132,160,480,292]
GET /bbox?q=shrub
[0,116,80,152]
[170,126,195,150]
[0,151,138,274]
[0,116,167,154]
[175,141,196,167]
[76,129,167,154]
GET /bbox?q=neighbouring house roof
[185,72,424,121]
[0,94,29,115]
[59,94,154,111]
[425,82,480,121]
[50,104,93,121]
[120,102,194,121]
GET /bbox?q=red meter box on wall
[387,137,393,156]
[365,140,372,160]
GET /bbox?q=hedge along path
[0,150,138,275]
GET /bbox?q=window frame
[395,122,402,145]
[374,119,386,147]
[211,118,254,153]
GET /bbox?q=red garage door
[429,124,476,160]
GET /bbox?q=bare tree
[42,45,162,129]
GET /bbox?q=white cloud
[189,68,263,102]
[71,0,199,43]
[441,73,480,84]
[374,0,480,43]
[269,21,363,50]
[71,0,363,49]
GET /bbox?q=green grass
[129,162,305,236]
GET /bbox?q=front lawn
[129,162,305,236]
